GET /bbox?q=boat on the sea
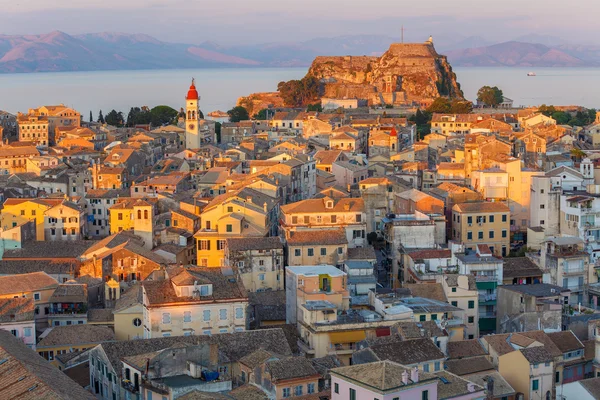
[527,72,536,76]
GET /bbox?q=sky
[1,0,596,46]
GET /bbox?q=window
[434,361,440,371]
[320,248,327,256]
[423,364,430,372]
[467,216,472,224]
[489,231,494,239]
[468,301,475,309]
[292,216,298,224]
[227,206,233,213]
[304,216,310,224]
[34,293,40,301]
[283,388,290,398]
[431,314,437,321]
[422,390,429,400]
[307,383,315,394]
[540,220,545,225]
[532,379,539,391]
[24,328,31,337]
[294,386,303,396]
[489,215,494,223]
[502,230,507,238]
[334,383,339,394]
[219,309,227,320]
[467,232,472,240]
[356,214,362,222]
[183,311,191,323]
[478,231,483,239]
[226,224,233,232]
[198,240,210,250]
[468,316,474,323]
[533,363,539,369]
[502,214,507,222]
[294,249,301,257]
[338,247,343,255]
[451,301,458,307]
[308,248,314,257]
[258,274,265,281]
[420,315,426,322]
[203,310,211,321]
[236,308,243,319]
[162,313,171,324]
[133,318,142,327]
[316,216,322,223]
[331,215,337,223]
[540,204,545,209]
[350,388,356,400]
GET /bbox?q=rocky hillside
[306,41,463,106]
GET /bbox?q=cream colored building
[498,348,554,400]
[142,267,248,338]
[439,274,479,339]
[286,229,348,267]
[225,237,284,292]
[113,284,144,341]
[280,197,367,249]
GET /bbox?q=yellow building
[225,237,284,292]
[1,198,85,241]
[195,187,278,267]
[113,284,144,341]
[452,201,511,257]
[109,198,155,249]
[286,229,348,267]
[498,348,554,400]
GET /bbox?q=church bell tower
[185,79,201,149]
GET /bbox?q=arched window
[137,210,142,220]
[144,210,148,219]
[187,110,191,119]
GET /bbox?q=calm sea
[1,66,600,115]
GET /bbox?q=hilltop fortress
[238,38,463,113]
[309,38,463,106]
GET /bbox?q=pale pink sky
[2,0,595,45]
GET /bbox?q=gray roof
[3,240,97,259]
[435,371,485,399]
[500,283,569,297]
[0,260,79,276]
[355,338,445,365]
[98,328,292,376]
[444,356,494,376]
[0,330,95,399]
[38,325,115,348]
[520,346,554,364]
[466,371,516,397]
[345,260,373,269]
[266,356,319,381]
[226,237,283,252]
[502,257,544,279]
[447,340,488,359]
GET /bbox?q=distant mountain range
[0,31,598,73]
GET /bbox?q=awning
[376,327,391,337]
[329,330,366,344]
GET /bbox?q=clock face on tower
[188,124,195,130]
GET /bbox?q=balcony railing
[479,311,497,318]
[122,379,139,394]
[479,294,497,302]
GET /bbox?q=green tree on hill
[97,110,105,124]
[105,110,124,127]
[278,75,320,107]
[253,109,270,120]
[228,106,250,123]
[476,86,504,107]
[149,105,178,126]
[89,111,93,123]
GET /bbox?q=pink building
[0,298,36,349]
[331,360,438,400]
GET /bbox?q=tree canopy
[476,86,504,107]
[228,106,250,123]
[125,105,178,127]
[105,110,124,127]
[97,110,105,124]
[278,75,320,107]
[253,109,270,120]
[426,98,473,114]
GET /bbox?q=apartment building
[452,201,510,257]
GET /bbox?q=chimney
[246,196,252,204]
[401,370,409,385]
[410,367,419,383]
[263,202,267,212]
[486,377,494,400]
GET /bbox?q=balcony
[563,268,585,276]
[48,304,87,315]
[479,311,497,318]
[122,379,139,394]
[297,338,316,355]
[479,293,497,302]
[473,274,498,283]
